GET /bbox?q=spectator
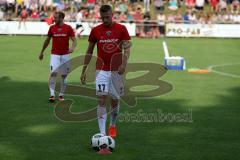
[46,0,53,11]
[18,6,27,29]
[54,0,64,11]
[209,0,219,12]
[204,13,212,24]
[186,0,196,10]
[45,12,54,25]
[130,0,137,4]
[6,0,15,20]
[168,0,178,11]
[76,8,83,22]
[217,0,228,13]
[144,0,150,12]
[126,11,134,22]
[7,0,14,13]
[231,0,239,14]
[189,11,197,23]
[119,11,127,22]
[31,8,38,19]
[39,7,48,21]
[74,0,82,11]
[87,0,95,10]
[39,0,47,12]
[154,0,164,12]
[0,7,4,20]
[224,11,231,22]
[29,0,38,14]
[76,9,84,37]
[16,0,23,14]
[119,0,127,13]
[237,12,240,23]
[143,12,151,36]
[195,0,205,11]
[211,12,219,23]
[157,12,166,35]
[233,12,239,23]
[16,2,23,17]
[133,6,143,22]
[167,14,175,23]
[69,8,77,22]
[175,11,183,23]
[113,11,120,21]
[217,11,225,23]
[183,11,190,23]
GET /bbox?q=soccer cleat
[49,96,55,102]
[108,125,117,138]
[58,96,64,101]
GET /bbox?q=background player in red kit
[80,5,131,137]
[38,12,77,102]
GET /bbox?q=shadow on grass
[0,77,239,160]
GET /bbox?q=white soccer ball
[98,136,115,151]
[91,133,104,150]
[108,136,115,151]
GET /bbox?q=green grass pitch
[0,36,240,160]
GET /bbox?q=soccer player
[38,11,77,102]
[80,5,131,138]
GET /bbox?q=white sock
[97,106,107,135]
[49,76,56,97]
[59,76,67,96]
[110,105,119,127]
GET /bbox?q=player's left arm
[68,36,77,53]
[68,26,77,53]
[118,40,131,75]
[118,26,131,75]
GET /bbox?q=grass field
[0,36,240,160]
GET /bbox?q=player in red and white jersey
[38,11,77,102]
[80,5,131,137]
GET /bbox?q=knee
[50,72,57,77]
[98,96,106,106]
[61,74,67,79]
[111,99,119,107]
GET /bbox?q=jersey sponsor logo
[53,33,67,37]
[99,38,118,43]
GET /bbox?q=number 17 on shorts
[95,70,124,99]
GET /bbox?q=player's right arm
[80,42,96,84]
[39,36,51,60]
[39,26,52,60]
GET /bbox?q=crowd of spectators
[0,0,239,37]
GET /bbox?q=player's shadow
[0,77,240,159]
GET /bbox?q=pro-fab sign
[166,23,240,38]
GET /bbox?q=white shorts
[96,70,124,99]
[50,54,70,75]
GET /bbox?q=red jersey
[88,23,131,71]
[21,10,28,19]
[47,23,75,55]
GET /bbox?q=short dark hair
[100,5,112,13]
[55,11,65,19]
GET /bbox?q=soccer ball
[98,136,115,151]
[91,133,105,150]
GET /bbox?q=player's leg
[97,95,107,135]
[109,98,119,138]
[96,70,110,135]
[108,72,124,137]
[59,54,70,100]
[49,54,60,101]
